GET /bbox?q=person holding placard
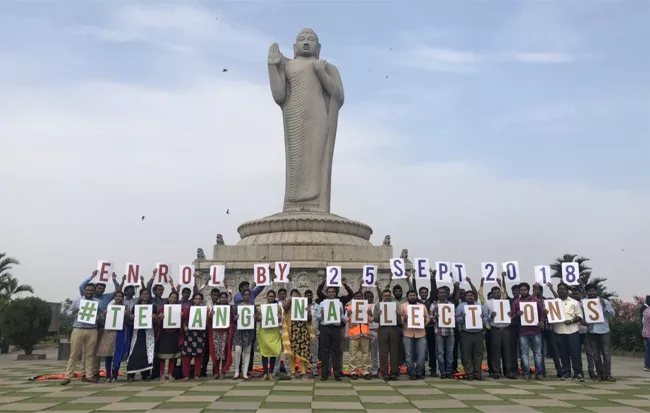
[282,290,314,379]
[456,291,489,381]
[400,290,430,380]
[547,283,584,382]
[156,291,182,381]
[96,290,126,383]
[583,283,616,382]
[180,293,207,380]
[207,292,234,380]
[234,281,265,376]
[410,269,438,377]
[317,276,354,373]
[375,289,400,381]
[534,284,562,378]
[346,291,373,380]
[233,289,256,380]
[430,287,457,379]
[316,286,346,381]
[485,287,515,380]
[126,288,158,381]
[61,284,102,385]
[511,283,546,380]
[642,296,650,372]
[364,290,379,378]
[571,287,595,379]
[271,272,298,377]
[145,268,178,308]
[256,290,283,380]
[305,290,321,373]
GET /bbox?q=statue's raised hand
[313,59,327,72]
[268,43,283,65]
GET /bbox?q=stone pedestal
[195,212,410,300]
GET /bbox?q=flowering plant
[609,296,644,352]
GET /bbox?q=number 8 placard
[562,262,580,285]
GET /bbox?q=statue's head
[294,28,320,59]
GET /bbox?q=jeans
[587,333,612,377]
[425,327,436,375]
[542,329,562,376]
[555,332,583,377]
[262,356,276,375]
[644,338,650,369]
[435,334,455,376]
[580,333,595,374]
[403,336,427,377]
[520,333,544,376]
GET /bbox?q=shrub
[610,296,645,352]
[0,297,52,355]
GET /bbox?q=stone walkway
[1,353,649,412]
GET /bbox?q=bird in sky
[222,68,228,72]
[226,209,230,214]
[141,216,146,221]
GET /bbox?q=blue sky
[1,0,649,300]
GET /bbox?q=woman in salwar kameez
[256,290,283,380]
[208,292,234,379]
[157,291,181,381]
[97,291,127,383]
[126,289,158,381]
[283,289,314,380]
[181,293,207,380]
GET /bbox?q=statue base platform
[194,212,410,298]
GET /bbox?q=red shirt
[512,295,544,336]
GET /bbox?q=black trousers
[485,329,492,374]
[426,327,436,374]
[319,325,342,377]
[378,326,400,377]
[509,325,520,375]
[555,332,583,377]
[488,327,512,376]
[460,331,484,378]
[201,351,210,377]
[398,326,405,365]
[452,329,460,372]
[542,329,562,376]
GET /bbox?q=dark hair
[139,288,149,296]
[419,287,429,294]
[511,284,520,289]
[382,289,392,295]
[114,291,124,298]
[278,288,287,294]
[168,291,179,299]
[393,285,403,292]
[191,293,204,302]
[238,281,250,291]
[182,287,192,294]
[640,295,650,318]
[266,289,277,297]
[405,290,417,296]
[153,284,163,290]
[305,289,313,295]
[585,283,598,291]
[535,285,544,294]
[557,282,569,290]
[85,283,96,289]
[219,292,229,299]
[490,286,501,293]
[443,286,451,293]
[290,289,300,296]
[326,286,337,293]
[519,282,530,290]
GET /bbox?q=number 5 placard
[327,266,342,287]
[362,265,376,287]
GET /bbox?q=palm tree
[0,253,33,303]
[550,253,617,299]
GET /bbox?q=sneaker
[408,375,417,380]
[560,375,569,381]
[577,374,585,382]
[416,375,425,380]
[334,376,342,382]
[320,376,328,381]
[363,374,371,380]
[589,372,598,381]
[645,368,649,372]
[60,379,71,386]
[607,376,617,382]
[350,374,358,380]
[383,375,390,382]
[430,371,439,378]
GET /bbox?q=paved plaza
[0,352,649,413]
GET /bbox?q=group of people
[61,267,618,384]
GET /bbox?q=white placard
[178,264,194,287]
[274,262,290,283]
[212,305,231,329]
[582,299,605,323]
[261,303,279,328]
[464,305,483,330]
[209,265,225,287]
[291,297,308,321]
[414,258,429,279]
[520,302,539,327]
[124,263,140,286]
[155,263,171,284]
[452,263,466,283]
[321,299,342,325]
[534,265,551,285]
[362,265,377,287]
[105,305,125,330]
[76,299,98,325]
[379,301,397,326]
[254,263,271,286]
[390,258,406,279]
[237,305,255,330]
[492,299,511,324]
[326,266,342,287]
[350,300,369,324]
[162,304,182,329]
[562,262,580,285]
[481,262,498,283]
[435,261,452,283]
[134,304,153,329]
[502,261,520,282]
[437,303,456,328]
[189,306,207,330]
[96,260,113,283]
[406,304,426,329]
[545,299,566,323]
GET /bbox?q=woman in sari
[126,289,158,381]
[256,290,283,380]
[208,292,234,379]
[233,289,255,380]
[97,291,126,383]
[157,291,181,381]
[283,289,314,380]
[181,293,207,380]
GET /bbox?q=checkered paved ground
[2,358,650,413]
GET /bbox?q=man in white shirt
[486,290,516,379]
[548,282,584,382]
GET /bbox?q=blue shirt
[68,296,103,329]
[455,302,489,333]
[79,276,120,312]
[234,285,265,305]
[584,298,615,334]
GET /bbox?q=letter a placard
[212,305,231,329]
[322,299,341,325]
[261,304,279,328]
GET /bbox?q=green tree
[0,253,33,304]
[550,253,617,299]
[0,297,52,355]
[59,298,74,337]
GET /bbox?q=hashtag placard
[77,299,98,325]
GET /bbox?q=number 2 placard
[326,266,342,287]
[481,262,498,283]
